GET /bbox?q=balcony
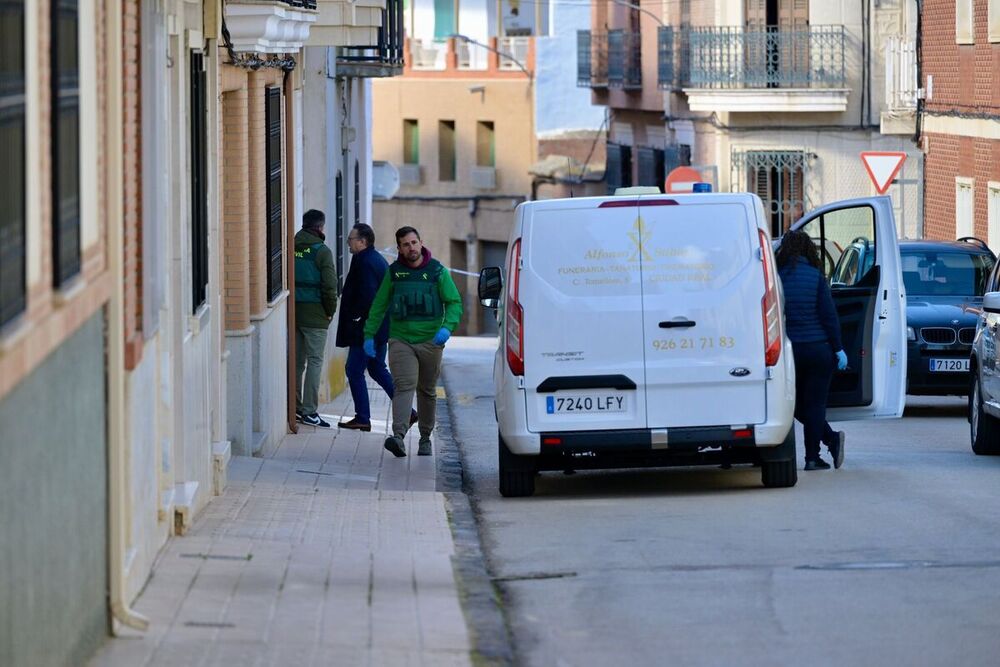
[882,36,918,134]
[674,26,849,112]
[333,0,404,77]
[224,0,318,54]
[576,30,608,88]
[607,30,641,89]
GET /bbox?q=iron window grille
[732,149,808,237]
[190,51,208,312]
[607,30,641,89]
[576,30,607,87]
[51,0,80,287]
[265,87,283,302]
[0,0,26,326]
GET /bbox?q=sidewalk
[90,383,473,666]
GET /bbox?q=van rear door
[790,195,906,419]
[520,198,648,433]
[638,195,769,428]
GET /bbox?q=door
[791,196,906,419]
[640,196,769,428]
[520,198,648,433]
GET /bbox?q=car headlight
[907,326,916,341]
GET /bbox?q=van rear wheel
[499,433,536,498]
[761,428,798,488]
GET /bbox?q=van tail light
[506,238,524,376]
[759,229,782,367]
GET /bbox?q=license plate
[929,358,969,372]
[545,393,628,414]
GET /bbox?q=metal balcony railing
[684,25,845,89]
[884,36,918,112]
[576,30,608,87]
[336,0,405,77]
[283,0,317,9]
[607,30,641,89]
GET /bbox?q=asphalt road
[441,337,1000,667]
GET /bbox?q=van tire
[499,433,536,498]
[970,376,1000,455]
[761,428,798,488]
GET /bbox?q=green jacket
[294,228,338,329]
[364,251,463,344]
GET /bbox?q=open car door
[789,195,907,420]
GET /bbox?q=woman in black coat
[776,230,848,471]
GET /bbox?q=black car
[900,238,995,395]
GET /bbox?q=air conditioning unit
[470,166,497,190]
[398,164,423,185]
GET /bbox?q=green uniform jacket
[364,254,464,343]
[294,228,338,329]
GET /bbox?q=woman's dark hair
[775,229,821,270]
[352,223,375,247]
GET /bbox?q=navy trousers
[346,343,394,422]
[792,341,838,461]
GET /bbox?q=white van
[477,191,907,497]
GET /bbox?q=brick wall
[223,86,250,331]
[923,0,1000,112]
[123,0,143,369]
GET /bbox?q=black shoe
[339,417,372,432]
[409,409,419,427]
[302,413,331,428]
[417,437,432,456]
[804,458,831,471]
[828,431,845,469]
[384,436,406,458]
[295,410,305,423]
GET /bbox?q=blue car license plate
[929,358,969,372]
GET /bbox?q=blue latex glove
[835,349,848,371]
[363,338,376,358]
[432,327,451,346]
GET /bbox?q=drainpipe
[106,0,150,633]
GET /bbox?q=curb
[435,390,515,666]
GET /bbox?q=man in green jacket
[294,209,338,428]
[364,226,463,457]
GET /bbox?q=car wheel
[761,427,798,488]
[970,375,1000,455]
[499,431,536,497]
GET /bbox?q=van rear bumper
[525,425,792,471]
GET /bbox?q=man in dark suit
[336,223,408,431]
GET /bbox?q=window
[0,0,25,326]
[991,0,1000,43]
[738,150,805,238]
[956,178,974,240]
[636,147,665,190]
[190,51,208,312]
[335,171,344,293]
[403,119,419,164]
[438,120,455,181]
[988,183,1000,253]
[264,87,282,302]
[605,143,633,194]
[900,250,995,297]
[476,121,495,167]
[801,205,876,282]
[956,0,974,44]
[51,0,80,287]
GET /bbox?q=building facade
[580,0,923,238]
[372,0,603,334]
[921,0,1000,245]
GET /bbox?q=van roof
[519,191,762,213]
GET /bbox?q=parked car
[478,191,906,497]
[969,258,1000,454]
[896,238,995,396]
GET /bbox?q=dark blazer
[336,245,390,347]
[778,257,843,350]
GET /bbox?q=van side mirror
[984,292,1000,313]
[478,266,503,309]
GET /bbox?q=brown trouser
[387,339,444,440]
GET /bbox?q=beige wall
[372,78,536,197]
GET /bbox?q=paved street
[89,386,472,667]
[442,337,1000,666]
